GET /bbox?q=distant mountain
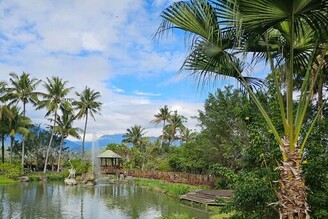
[4,134,176,152]
[65,134,159,151]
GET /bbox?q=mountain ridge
[65,134,158,151]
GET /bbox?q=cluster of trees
[108,81,327,218]
[114,106,194,170]
[155,0,328,218]
[0,72,102,173]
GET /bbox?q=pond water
[0,182,210,219]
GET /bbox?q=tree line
[153,0,328,218]
[108,78,327,218]
[0,72,102,173]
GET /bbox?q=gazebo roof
[97,150,122,159]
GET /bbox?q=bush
[229,171,278,219]
[46,171,67,180]
[210,164,237,189]
[0,163,22,179]
[157,159,173,172]
[63,159,91,175]
[303,123,328,219]
[27,173,42,181]
[27,171,67,181]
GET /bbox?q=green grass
[27,171,67,181]
[157,214,194,219]
[134,178,207,198]
[0,176,17,184]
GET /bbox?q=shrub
[0,163,22,179]
[229,171,278,219]
[209,164,237,189]
[46,171,66,180]
[63,159,91,175]
[303,122,328,219]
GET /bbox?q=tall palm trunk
[161,120,165,148]
[43,110,57,173]
[82,111,88,160]
[1,135,4,164]
[21,103,26,168]
[278,137,309,219]
[10,136,14,163]
[57,136,64,172]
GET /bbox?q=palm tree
[8,72,41,167]
[158,0,328,218]
[54,105,81,172]
[0,82,12,121]
[122,125,147,170]
[122,125,146,148]
[151,105,171,147]
[164,111,186,145]
[7,106,31,163]
[179,128,197,144]
[37,76,73,173]
[73,86,102,159]
[0,82,13,163]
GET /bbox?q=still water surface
[0,182,210,219]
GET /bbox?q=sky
[0,0,268,141]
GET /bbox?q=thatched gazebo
[97,150,123,174]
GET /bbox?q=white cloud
[0,0,204,140]
[133,90,161,96]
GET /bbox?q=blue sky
[0,0,267,140]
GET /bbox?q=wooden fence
[126,170,216,187]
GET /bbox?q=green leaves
[73,86,102,120]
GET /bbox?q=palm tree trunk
[161,121,165,148]
[278,137,309,219]
[1,135,4,164]
[43,110,57,173]
[82,111,88,160]
[21,103,26,168]
[57,136,64,172]
[21,140,25,168]
[10,136,14,163]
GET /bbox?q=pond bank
[132,178,234,219]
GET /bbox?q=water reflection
[0,182,209,219]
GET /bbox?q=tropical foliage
[73,86,102,159]
[158,0,328,218]
[0,73,102,175]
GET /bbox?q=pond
[0,182,210,219]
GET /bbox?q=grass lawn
[0,176,17,184]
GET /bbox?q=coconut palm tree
[158,0,328,218]
[8,72,41,167]
[73,86,102,159]
[122,125,146,148]
[179,128,197,144]
[151,105,171,147]
[37,76,73,173]
[164,111,186,145]
[123,125,147,170]
[0,82,12,121]
[0,82,13,163]
[54,105,81,172]
[7,106,31,163]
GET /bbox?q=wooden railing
[100,165,123,174]
[126,170,216,187]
